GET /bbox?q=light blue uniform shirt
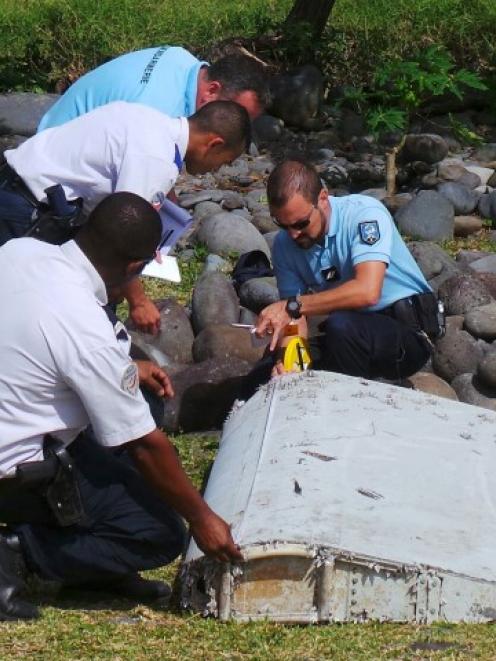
[273,194,431,311]
[38,46,207,131]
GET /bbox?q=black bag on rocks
[231,250,273,293]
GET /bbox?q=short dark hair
[189,99,252,151]
[267,160,323,209]
[80,191,162,265]
[207,54,271,109]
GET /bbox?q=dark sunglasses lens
[274,218,311,231]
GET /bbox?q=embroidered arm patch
[359,220,380,245]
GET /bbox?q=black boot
[0,531,39,621]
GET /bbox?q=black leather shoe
[0,531,39,621]
[76,573,172,603]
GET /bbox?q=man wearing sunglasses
[253,159,438,384]
[0,192,242,621]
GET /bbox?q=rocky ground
[2,90,496,431]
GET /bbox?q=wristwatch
[285,295,302,319]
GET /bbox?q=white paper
[142,255,181,282]
[141,199,193,282]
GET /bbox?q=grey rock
[195,211,270,259]
[405,371,458,401]
[239,276,279,313]
[454,215,483,237]
[432,329,484,382]
[469,254,496,274]
[321,163,349,187]
[464,303,496,341]
[396,191,454,241]
[264,231,279,253]
[129,334,171,367]
[193,201,223,224]
[191,272,239,334]
[0,92,58,136]
[248,158,274,175]
[244,188,268,212]
[446,315,464,332]
[162,357,253,432]
[251,211,277,234]
[473,143,496,163]
[252,114,284,142]
[458,171,482,189]
[215,158,250,180]
[239,307,257,325]
[402,133,449,164]
[477,349,496,388]
[477,272,496,299]
[202,253,230,274]
[382,193,413,215]
[0,134,26,157]
[348,162,384,184]
[437,162,467,182]
[128,299,194,365]
[438,272,494,315]
[269,65,324,130]
[407,241,460,282]
[437,182,480,214]
[233,207,252,221]
[178,191,213,209]
[450,373,496,411]
[192,324,266,364]
[488,171,496,188]
[220,191,245,210]
[359,188,387,201]
[464,164,494,186]
[477,190,496,222]
[456,249,492,266]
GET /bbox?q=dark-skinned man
[0,192,242,621]
[243,160,441,394]
[0,99,251,334]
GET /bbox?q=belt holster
[15,435,84,527]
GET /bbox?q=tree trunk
[284,0,336,40]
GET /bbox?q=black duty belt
[379,292,443,339]
[0,162,39,207]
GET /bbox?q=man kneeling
[0,192,241,621]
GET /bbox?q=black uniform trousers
[241,309,431,400]
[0,429,186,585]
[0,164,38,246]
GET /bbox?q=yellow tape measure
[282,336,312,372]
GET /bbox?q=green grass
[1,0,495,92]
[1,431,494,660]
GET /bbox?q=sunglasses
[273,205,316,232]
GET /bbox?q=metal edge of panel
[181,543,496,624]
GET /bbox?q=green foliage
[449,114,485,146]
[0,0,290,91]
[341,45,488,137]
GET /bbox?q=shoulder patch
[121,363,139,395]
[359,220,380,245]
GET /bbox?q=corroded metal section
[182,371,496,623]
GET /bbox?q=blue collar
[174,144,183,171]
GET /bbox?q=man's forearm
[122,278,148,306]
[299,278,379,316]
[127,430,210,524]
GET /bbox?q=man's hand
[136,360,174,399]
[255,300,291,351]
[130,297,161,335]
[271,359,286,377]
[190,510,243,563]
